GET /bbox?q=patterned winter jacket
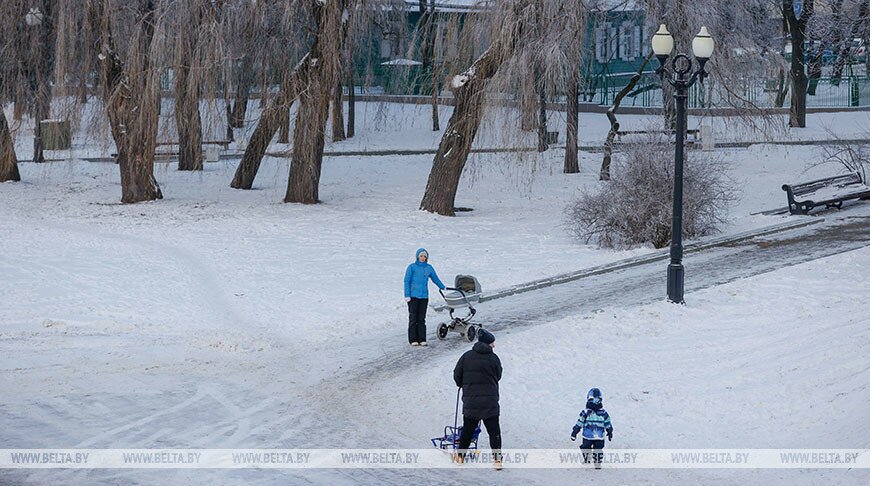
[572,406,613,440]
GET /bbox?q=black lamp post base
[667,263,685,304]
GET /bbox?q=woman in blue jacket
[403,248,446,346]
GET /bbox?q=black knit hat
[477,329,495,344]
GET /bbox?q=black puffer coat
[453,342,503,419]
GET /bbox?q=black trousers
[457,415,501,459]
[580,438,606,464]
[407,297,428,343]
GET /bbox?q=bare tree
[784,0,813,127]
[420,1,532,216]
[285,0,355,203]
[0,110,19,182]
[418,0,439,131]
[29,0,57,163]
[564,65,580,173]
[600,52,654,181]
[332,81,346,142]
[564,1,588,173]
[231,53,310,189]
[172,0,207,171]
[230,1,310,190]
[93,0,163,203]
[0,2,23,181]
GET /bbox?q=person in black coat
[453,328,503,467]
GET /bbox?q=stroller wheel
[465,325,477,342]
[437,323,449,340]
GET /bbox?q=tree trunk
[420,4,527,217]
[278,103,291,144]
[520,70,537,131]
[806,49,823,96]
[231,56,252,128]
[285,72,330,203]
[419,79,487,216]
[830,0,848,84]
[420,0,439,131]
[347,69,355,138]
[231,54,310,189]
[346,31,356,139]
[284,0,351,204]
[33,92,50,163]
[564,66,579,174]
[175,64,203,171]
[95,0,162,203]
[331,82,346,142]
[785,0,813,128]
[175,5,204,172]
[0,110,20,182]
[31,0,56,163]
[536,71,548,152]
[601,53,652,181]
[431,72,440,131]
[284,0,353,204]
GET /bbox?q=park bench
[111,140,232,160]
[615,128,700,144]
[154,140,232,156]
[782,172,870,215]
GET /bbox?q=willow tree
[27,0,57,163]
[0,1,57,167]
[92,0,163,203]
[171,0,207,171]
[232,0,368,192]
[0,111,19,182]
[420,0,587,216]
[284,0,356,203]
[644,0,783,128]
[230,1,311,190]
[0,2,22,181]
[420,0,533,216]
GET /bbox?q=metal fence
[586,72,870,109]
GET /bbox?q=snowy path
[2,205,868,485]
[322,208,870,388]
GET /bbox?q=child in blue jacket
[570,388,613,468]
[403,248,445,346]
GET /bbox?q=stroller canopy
[454,275,481,294]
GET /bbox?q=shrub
[566,133,738,249]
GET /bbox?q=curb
[432,217,824,312]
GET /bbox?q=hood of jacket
[415,248,429,265]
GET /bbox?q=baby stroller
[437,275,483,342]
[431,388,481,452]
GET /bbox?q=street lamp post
[651,25,714,304]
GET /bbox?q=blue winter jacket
[572,404,613,440]
[404,248,446,299]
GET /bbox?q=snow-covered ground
[1,106,869,484]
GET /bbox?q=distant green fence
[587,72,870,109]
